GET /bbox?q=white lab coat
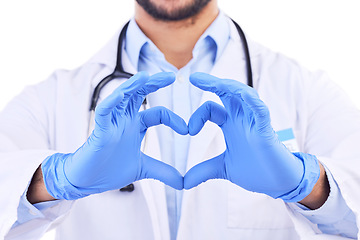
[1,20,360,240]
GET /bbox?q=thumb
[140,106,188,135]
[139,153,184,190]
[188,101,227,136]
[184,153,225,190]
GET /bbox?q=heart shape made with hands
[126,71,316,203]
[99,71,318,202]
[42,71,319,201]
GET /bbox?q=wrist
[278,152,321,202]
[298,162,330,209]
[27,165,56,204]
[42,153,90,200]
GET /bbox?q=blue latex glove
[42,72,187,200]
[184,73,320,202]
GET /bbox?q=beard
[136,0,212,21]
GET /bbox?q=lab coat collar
[86,15,262,71]
[87,27,120,70]
[125,11,231,71]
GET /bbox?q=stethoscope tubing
[87,18,254,192]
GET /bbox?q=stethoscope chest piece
[120,183,135,192]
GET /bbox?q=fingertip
[188,119,201,136]
[189,73,222,94]
[165,71,176,81]
[188,102,213,136]
[190,72,207,78]
[173,176,184,190]
[189,72,208,85]
[150,72,176,82]
[178,118,189,135]
[146,72,176,90]
[163,168,184,190]
[183,170,200,190]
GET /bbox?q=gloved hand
[42,72,187,200]
[184,72,320,202]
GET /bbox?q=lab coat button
[177,75,184,83]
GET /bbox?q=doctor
[1,0,359,239]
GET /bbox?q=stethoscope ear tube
[230,19,253,88]
[89,21,133,113]
[89,72,134,112]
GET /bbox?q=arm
[291,70,360,238]
[183,72,358,238]
[0,75,60,238]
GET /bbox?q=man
[1,0,359,239]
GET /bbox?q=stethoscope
[88,18,253,192]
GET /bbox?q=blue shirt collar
[125,11,230,70]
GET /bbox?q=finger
[188,101,227,136]
[184,154,225,190]
[116,71,150,111]
[118,71,149,99]
[190,72,251,95]
[240,90,272,132]
[139,153,184,190]
[139,106,188,135]
[95,91,124,119]
[95,72,149,116]
[130,72,176,110]
[189,72,253,109]
[139,72,176,96]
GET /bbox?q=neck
[135,1,219,69]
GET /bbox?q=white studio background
[0,0,360,111]
[0,0,359,239]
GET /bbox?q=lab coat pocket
[227,183,294,229]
